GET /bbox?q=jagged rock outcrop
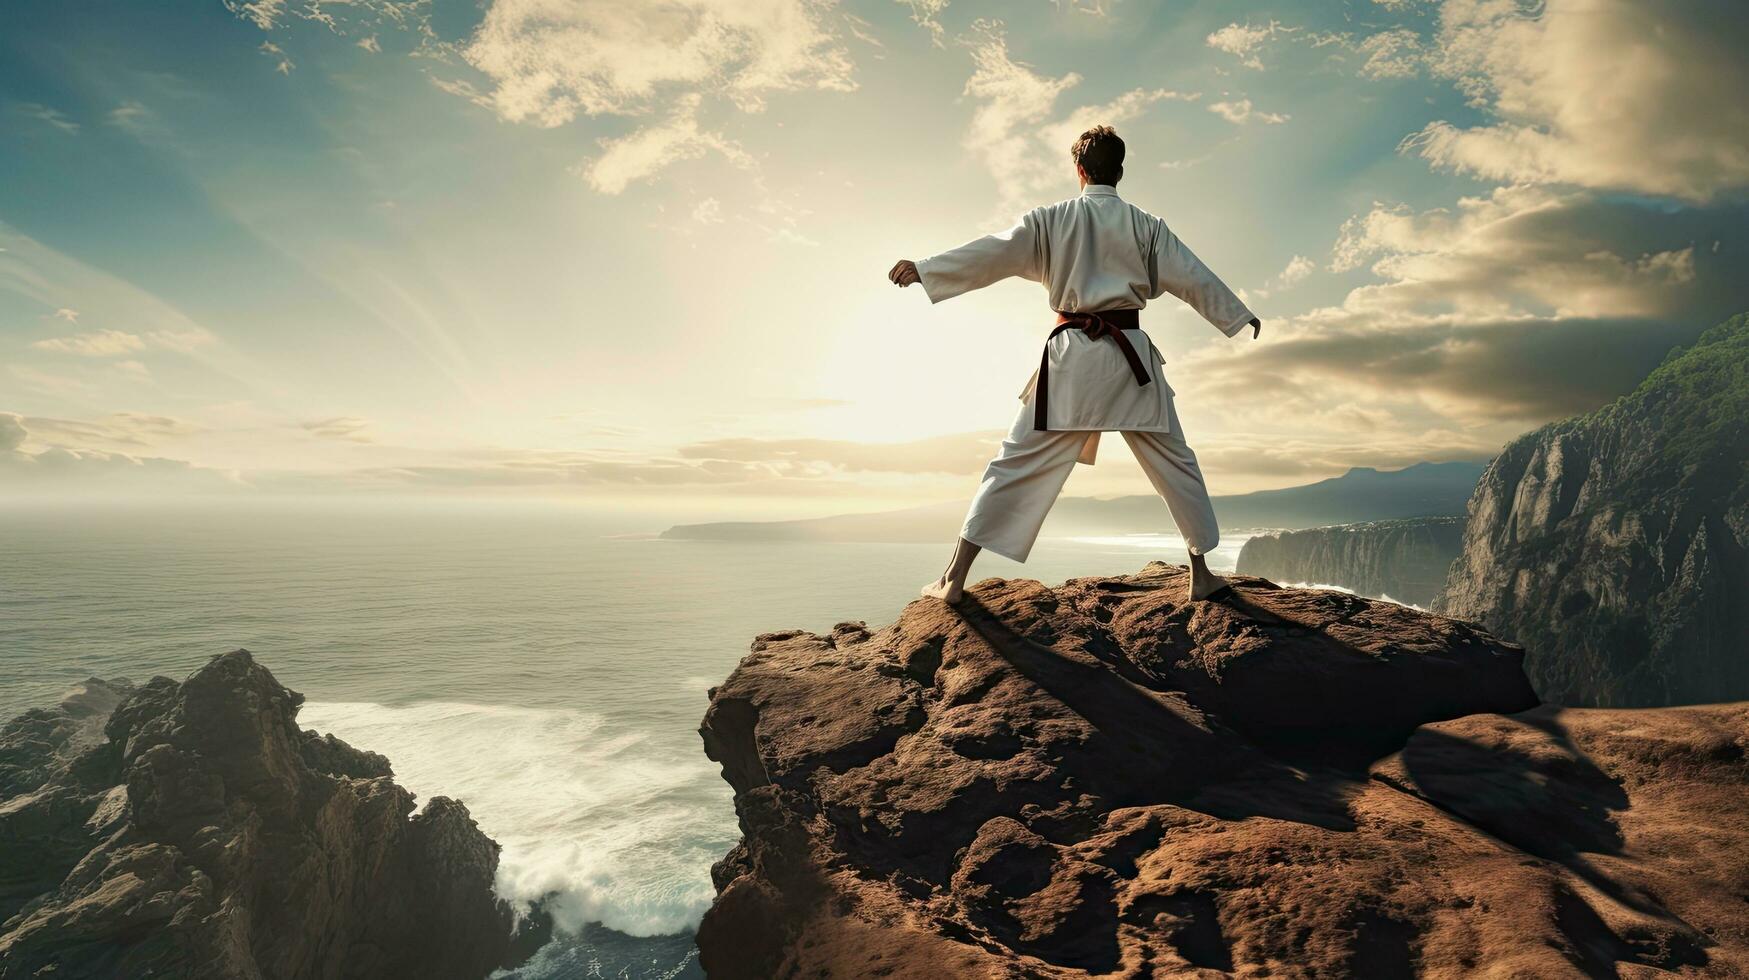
[1436,313,1749,706]
[0,650,525,979]
[697,564,1749,978]
[1236,517,1465,606]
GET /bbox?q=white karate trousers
[960,398,1219,563]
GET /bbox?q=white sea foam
[300,700,733,937]
[1277,581,1425,610]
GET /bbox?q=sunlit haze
[5,0,1746,523]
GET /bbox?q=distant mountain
[1436,312,1749,707]
[1215,460,1486,529]
[660,460,1488,542]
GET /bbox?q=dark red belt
[1035,309,1150,430]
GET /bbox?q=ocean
[0,506,1249,979]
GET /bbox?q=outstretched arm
[889,212,1042,303]
[1149,219,1259,339]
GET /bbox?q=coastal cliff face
[1235,517,1465,606]
[0,650,520,979]
[1436,313,1749,706]
[697,564,1749,978]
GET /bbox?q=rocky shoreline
[697,564,1749,977]
[0,650,538,978]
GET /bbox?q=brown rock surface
[0,650,528,979]
[697,564,1749,978]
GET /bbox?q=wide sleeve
[915,211,1043,304]
[1147,218,1255,337]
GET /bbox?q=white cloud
[1353,28,1424,80]
[895,0,948,45]
[22,412,203,450]
[1170,186,1749,439]
[692,197,724,224]
[144,326,217,353]
[1053,0,1118,15]
[1407,0,1749,201]
[52,308,79,323]
[461,0,857,127]
[0,413,240,495]
[260,40,295,74]
[30,326,216,358]
[357,35,381,53]
[1159,154,1212,171]
[579,96,754,194]
[1208,18,1426,82]
[1327,186,1698,319]
[1275,254,1314,287]
[17,103,80,134]
[1208,98,1288,126]
[960,20,1197,211]
[302,416,374,442]
[225,0,286,31]
[107,102,149,129]
[0,413,24,452]
[1205,21,1285,71]
[31,329,147,357]
[1248,254,1317,300]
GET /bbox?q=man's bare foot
[1188,570,1230,601]
[920,575,964,604]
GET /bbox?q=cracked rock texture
[0,650,525,979]
[697,565,1749,978]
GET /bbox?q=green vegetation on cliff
[1533,311,1749,488]
[1437,311,1749,707]
[1629,312,1749,485]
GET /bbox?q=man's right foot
[920,575,964,604]
[1188,571,1231,602]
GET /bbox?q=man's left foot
[1189,572,1231,602]
[920,575,964,604]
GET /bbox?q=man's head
[1071,125,1124,187]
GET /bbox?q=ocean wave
[1276,582,1425,610]
[300,700,735,937]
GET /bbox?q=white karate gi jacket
[917,184,1254,463]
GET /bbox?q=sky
[2,0,1746,522]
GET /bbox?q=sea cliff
[0,650,529,979]
[1235,516,1464,606]
[1435,313,1749,706]
[696,565,1749,977]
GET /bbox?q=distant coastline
[660,461,1487,543]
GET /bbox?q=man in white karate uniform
[889,125,1260,604]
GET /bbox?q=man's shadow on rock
[949,591,1360,832]
[1398,706,1708,971]
[948,588,1708,975]
[948,592,1230,798]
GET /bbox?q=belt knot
[1034,309,1151,431]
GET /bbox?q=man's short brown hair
[1071,125,1125,185]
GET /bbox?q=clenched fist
[888,259,921,288]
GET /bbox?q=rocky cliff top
[697,564,1749,977]
[0,650,531,979]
